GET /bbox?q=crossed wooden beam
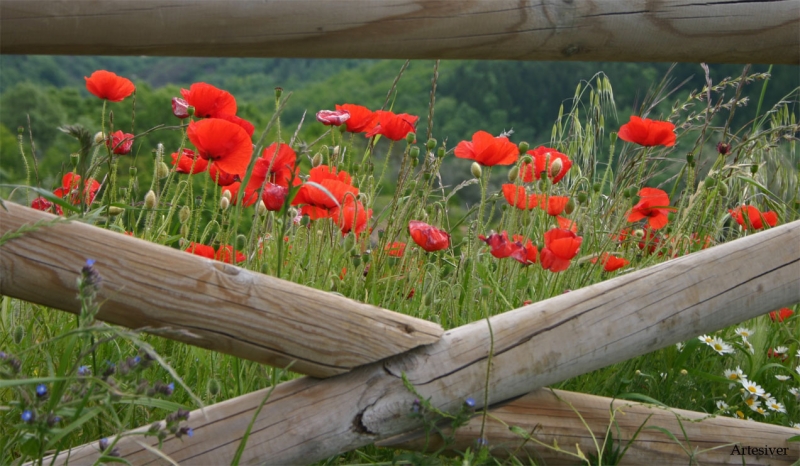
[2,202,799,464]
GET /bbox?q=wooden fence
[1,1,799,464]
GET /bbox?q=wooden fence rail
[0,202,442,378]
[21,213,797,464]
[2,0,798,64]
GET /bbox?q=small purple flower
[133,356,141,364]
[475,437,488,447]
[77,365,90,376]
[167,382,175,394]
[99,438,110,450]
[86,259,96,267]
[21,410,34,423]
[35,384,48,397]
[410,398,421,414]
[464,397,476,409]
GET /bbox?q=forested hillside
[1,55,796,198]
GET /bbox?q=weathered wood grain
[0,201,443,378]
[46,220,800,464]
[382,388,800,465]
[2,0,798,64]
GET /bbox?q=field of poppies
[1,64,799,464]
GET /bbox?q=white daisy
[724,367,745,381]
[775,375,790,381]
[741,378,766,398]
[773,346,788,355]
[716,400,730,411]
[789,387,799,397]
[675,342,685,352]
[740,338,755,354]
[755,406,769,416]
[796,365,800,376]
[744,396,761,411]
[766,399,787,413]
[708,337,734,355]
[734,327,753,339]
[699,334,714,345]
[792,423,800,430]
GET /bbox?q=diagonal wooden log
[0,201,442,378]
[46,220,800,464]
[381,388,800,465]
[2,0,798,64]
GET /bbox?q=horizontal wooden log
[381,388,800,465]
[1,0,798,64]
[46,220,800,464]
[0,201,443,378]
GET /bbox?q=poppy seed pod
[437,147,445,158]
[219,196,230,211]
[633,229,645,238]
[471,162,483,179]
[426,138,437,150]
[409,146,420,159]
[520,154,533,165]
[144,190,157,209]
[405,132,416,144]
[518,141,530,154]
[750,164,759,174]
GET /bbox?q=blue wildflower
[21,410,34,423]
[35,384,48,397]
[77,365,90,376]
[464,397,476,409]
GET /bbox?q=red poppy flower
[84,70,135,102]
[330,199,372,236]
[248,142,298,191]
[208,164,240,187]
[316,109,351,126]
[261,183,289,211]
[180,83,237,119]
[557,216,578,233]
[30,197,63,216]
[618,116,676,147]
[300,205,331,220]
[172,97,190,119]
[215,245,246,264]
[511,234,538,265]
[54,173,101,205]
[628,187,673,230]
[501,184,539,210]
[106,130,134,155]
[216,113,255,137]
[592,253,629,272]
[171,148,209,174]
[187,118,253,177]
[364,111,418,141]
[769,308,793,322]
[409,220,450,252]
[520,147,573,184]
[385,241,406,257]
[292,165,357,209]
[455,130,518,166]
[336,104,377,133]
[728,205,778,230]
[541,195,570,216]
[478,231,523,259]
[185,242,216,259]
[540,228,582,272]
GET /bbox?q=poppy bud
[549,158,564,179]
[144,190,157,209]
[507,166,519,183]
[256,200,268,216]
[331,146,340,159]
[423,293,433,306]
[311,152,323,167]
[426,138,437,150]
[719,181,729,196]
[633,229,645,238]
[172,97,190,119]
[750,164,759,174]
[564,198,575,214]
[108,206,124,216]
[409,146,420,159]
[405,132,416,144]
[703,177,716,189]
[437,147,445,158]
[592,182,602,193]
[222,190,232,201]
[130,167,137,177]
[13,325,24,344]
[94,132,106,145]
[180,224,189,238]
[207,378,221,397]
[179,206,191,224]
[157,161,170,179]
[471,162,483,179]
[219,197,230,211]
[518,141,530,154]
[717,142,731,155]
[577,192,588,203]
